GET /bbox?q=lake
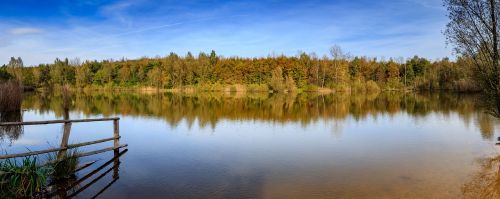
[1,91,499,199]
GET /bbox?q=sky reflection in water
[1,91,499,199]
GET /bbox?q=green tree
[7,57,23,82]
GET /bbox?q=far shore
[30,84,480,95]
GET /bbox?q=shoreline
[30,84,482,95]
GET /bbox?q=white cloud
[8,27,43,35]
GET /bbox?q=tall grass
[0,80,23,142]
[0,80,22,112]
[0,149,81,198]
[0,156,50,198]
[46,149,80,181]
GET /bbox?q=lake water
[1,91,499,199]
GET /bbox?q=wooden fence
[0,117,127,160]
[0,117,128,198]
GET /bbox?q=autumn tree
[285,73,297,92]
[386,60,401,88]
[329,45,349,87]
[76,62,92,87]
[10,49,483,94]
[269,66,285,92]
[444,0,500,116]
[7,57,23,83]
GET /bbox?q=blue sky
[1,0,450,65]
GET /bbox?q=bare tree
[329,45,346,84]
[444,0,500,117]
[69,57,81,67]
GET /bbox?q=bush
[366,80,381,93]
[334,83,351,92]
[247,84,269,92]
[0,67,12,81]
[303,84,319,92]
[229,86,237,93]
[385,79,403,90]
[351,81,365,92]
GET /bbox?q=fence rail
[0,117,123,160]
[0,117,120,126]
[0,117,127,198]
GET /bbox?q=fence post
[113,118,120,178]
[113,119,120,148]
[58,121,72,160]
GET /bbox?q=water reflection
[22,91,497,138]
[0,110,23,142]
[47,149,126,199]
[10,91,500,198]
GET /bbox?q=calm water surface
[1,91,499,199]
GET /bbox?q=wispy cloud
[99,0,139,25]
[8,27,43,35]
[0,0,452,65]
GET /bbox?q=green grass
[0,156,50,198]
[46,149,80,181]
[0,149,81,198]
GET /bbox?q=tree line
[0,48,479,92]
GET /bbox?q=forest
[0,48,479,93]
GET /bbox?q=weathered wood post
[58,121,72,160]
[113,118,120,148]
[113,118,120,179]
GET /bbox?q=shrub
[229,86,237,93]
[0,66,12,81]
[303,84,319,92]
[334,83,351,92]
[247,84,269,92]
[386,79,403,90]
[366,80,381,93]
[351,81,365,92]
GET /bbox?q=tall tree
[7,57,23,82]
[444,0,500,117]
[269,66,285,92]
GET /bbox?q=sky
[0,0,451,66]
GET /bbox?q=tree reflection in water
[0,110,23,142]
[46,149,126,199]
[21,91,497,139]
[9,90,500,198]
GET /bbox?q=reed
[0,156,50,198]
[46,149,80,181]
[0,80,22,112]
